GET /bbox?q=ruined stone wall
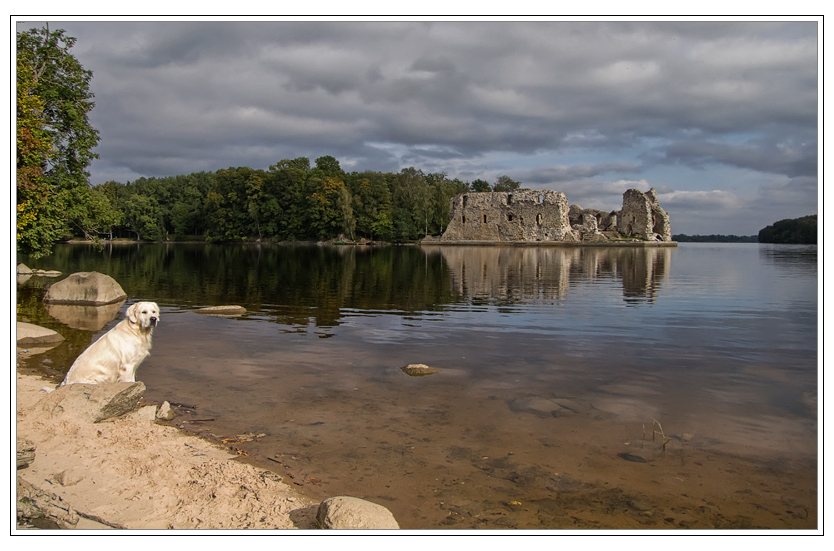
[440,190,578,242]
[616,188,672,242]
[438,187,672,243]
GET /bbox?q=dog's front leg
[117,362,137,383]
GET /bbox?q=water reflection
[45,300,125,331]
[435,246,671,305]
[19,244,673,331]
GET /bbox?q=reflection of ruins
[437,246,671,304]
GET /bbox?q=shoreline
[61,238,679,248]
[15,367,319,530]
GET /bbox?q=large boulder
[44,272,127,305]
[316,496,399,529]
[38,382,146,423]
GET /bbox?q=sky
[15,18,820,235]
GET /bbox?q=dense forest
[82,155,522,244]
[757,215,818,244]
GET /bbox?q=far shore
[61,237,678,248]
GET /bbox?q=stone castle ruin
[437,187,672,243]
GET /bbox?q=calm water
[17,243,818,529]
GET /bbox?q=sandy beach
[15,367,319,530]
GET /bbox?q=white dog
[60,301,159,385]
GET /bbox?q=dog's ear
[126,303,139,324]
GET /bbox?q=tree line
[672,234,757,243]
[17,25,523,258]
[88,158,521,244]
[757,215,817,244]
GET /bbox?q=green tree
[470,179,491,192]
[17,26,101,256]
[758,215,817,244]
[78,185,122,240]
[314,155,344,178]
[348,171,393,239]
[123,194,161,241]
[392,167,430,241]
[493,175,521,192]
[17,52,58,257]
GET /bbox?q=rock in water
[400,364,440,377]
[195,305,247,316]
[43,272,127,305]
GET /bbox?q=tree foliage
[757,215,817,244]
[16,25,101,257]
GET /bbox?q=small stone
[156,401,175,420]
[400,364,440,377]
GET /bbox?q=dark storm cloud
[16,19,818,233]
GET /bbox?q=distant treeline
[82,156,525,244]
[673,234,758,243]
[757,215,817,244]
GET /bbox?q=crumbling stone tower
[617,188,672,242]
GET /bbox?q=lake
[16,242,818,529]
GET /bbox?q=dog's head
[126,301,160,330]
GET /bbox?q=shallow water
[17,243,818,529]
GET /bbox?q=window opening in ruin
[462,216,466,224]
[536,213,543,225]
[507,194,513,205]
[507,213,514,222]
[463,195,468,208]
[483,214,488,224]
[538,194,544,204]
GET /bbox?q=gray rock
[44,272,127,305]
[316,496,399,529]
[38,382,146,423]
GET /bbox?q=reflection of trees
[19,243,463,328]
[18,243,671,340]
[436,246,671,305]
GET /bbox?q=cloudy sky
[16,18,819,235]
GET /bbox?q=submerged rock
[400,364,440,377]
[195,305,247,316]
